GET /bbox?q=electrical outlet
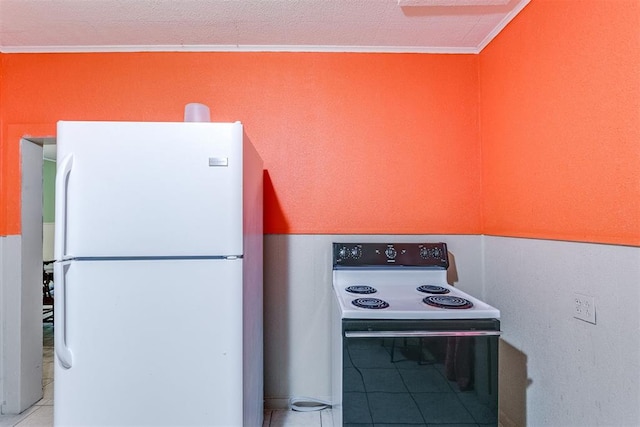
[573,293,596,324]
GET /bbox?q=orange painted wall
[480,0,640,246]
[0,57,3,234]
[0,52,481,236]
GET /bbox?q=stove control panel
[333,242,449,269]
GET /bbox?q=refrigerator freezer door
[54,258,245,426]
[56,121,244,258]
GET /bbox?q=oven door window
[342,320,500,426]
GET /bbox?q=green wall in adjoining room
[43,159,55,223]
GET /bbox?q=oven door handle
[344,330,502,338]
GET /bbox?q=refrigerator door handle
[54,261,73,368]
[54,153,74,368]
[54,153,73,261]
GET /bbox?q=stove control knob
[385,247,397,259]
[433,247,442,258]
[350,246,362,259]
[420,247,430,259]
[338,246,350,260]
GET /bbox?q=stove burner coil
[352,298,389,309]
[345,285,377,294]
[423,295,473,309]
[417,285,450,294]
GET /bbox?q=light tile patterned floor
[3,408,330,427]
[2,407,331,427]
[0,325,331,427]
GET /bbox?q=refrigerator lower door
[54,258,246,426]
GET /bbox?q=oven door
[339,319,500,426]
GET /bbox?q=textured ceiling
[0,0,530,53]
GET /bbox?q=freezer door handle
[54,261,73,368]
[54,153,73,261]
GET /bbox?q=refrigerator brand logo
[208,157,229,167]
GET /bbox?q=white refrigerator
[53,121,263,426]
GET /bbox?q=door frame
[0,136,54,414]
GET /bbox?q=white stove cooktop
[333,269,500,320]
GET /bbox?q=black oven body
[340,318,500,426]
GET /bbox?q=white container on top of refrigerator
[53,121,263,426]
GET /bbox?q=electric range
[331,242,501,426]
